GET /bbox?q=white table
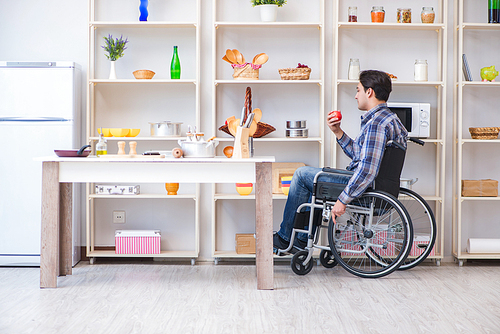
[39,156,275,290]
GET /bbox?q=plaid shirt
[336,103,408,204]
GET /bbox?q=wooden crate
[272,162,305,194]
[235,234,256,254]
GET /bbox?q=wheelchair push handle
[409,137,425,146]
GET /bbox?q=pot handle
[77,144,91,155]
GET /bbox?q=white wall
[1,0,468,261]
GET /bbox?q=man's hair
[359,70,392,102]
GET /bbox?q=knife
[244,113,255,128]
[239,107,246,126]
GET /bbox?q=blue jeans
[277,166,351,243]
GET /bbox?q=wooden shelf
[461,23,500,30]
[89,193,196,199]
[90,21,197,28]
[215,22,322,28]
[215,79,322,85]
[215,136,322,142]
[337,79,444,86]
[89,79,196,84]
[214,193,287,200]
[88,250,198,258]
[338,22,445,30]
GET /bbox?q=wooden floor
[1,259,500,333]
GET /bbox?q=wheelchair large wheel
[328,191,413,278]
[397,188,436,270]
[291,251,314,275]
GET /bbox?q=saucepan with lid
[178,139,219,158]
[149,121,182,137]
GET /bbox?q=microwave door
[390,107,413,135]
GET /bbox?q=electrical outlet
[113,211,126,224]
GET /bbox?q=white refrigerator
[0,61,82,266]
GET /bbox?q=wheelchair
[277,140,414,278]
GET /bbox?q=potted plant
[251,0,287,22]
[102,34,129,79]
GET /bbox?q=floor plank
[1,260,499,333]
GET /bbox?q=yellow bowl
[127,129,141,137]
[281,176,293,196]
[110,128,130,137]
[97,128,111,137]
[236,183,253,196]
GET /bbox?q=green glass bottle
[170,46,181,79]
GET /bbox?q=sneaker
[273,232,302,255]
[293,237,307,250]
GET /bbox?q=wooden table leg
[255,162,273,290]
[40,162,60,288]
[60,183,73,276]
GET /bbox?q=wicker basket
[233,64,259,80]
[133,70,155,80]
[469,127,500,139]
[219,122,276,138]
[278,67,311,80]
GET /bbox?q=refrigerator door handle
[0,116,72,122]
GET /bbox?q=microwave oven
[387,102,430,138]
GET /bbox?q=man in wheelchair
[273,70,409,255]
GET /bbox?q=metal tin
[149,121,182,137]
[285,128,308,138]
[286,120,307,129]
[178,139,219,158]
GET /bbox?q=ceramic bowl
[127,129,141,137]
[281,176,293,195]
[110,128,130,137]
[97,128,112,137]
[236,183,253,196]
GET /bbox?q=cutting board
[272,162,305,194]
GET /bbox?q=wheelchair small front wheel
[291,251,314,275]
[319,249,338,268]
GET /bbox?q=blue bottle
[139,0,148,21]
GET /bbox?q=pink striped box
[339,230,396,256]
[410,236,435,257]
[115,230,161,254]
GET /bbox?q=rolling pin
[172,147,183,158]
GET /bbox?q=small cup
[281,176,293,195]
[236,183,253,196]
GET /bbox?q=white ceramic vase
[260,4,278,22]
[108,61,117,80]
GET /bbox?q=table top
[37,155,275,163]
[38,156,275,183]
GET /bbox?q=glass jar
[414,59,428,82]
[348,6,358,22]
[397,8,412,23]
[421,7,435,23]
[371,6,385,23]
[348,58,360,80]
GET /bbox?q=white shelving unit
[86,0,201,262]
[332,0,447,264]
[211,0,325,260]
[453,0,500,266]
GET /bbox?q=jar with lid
[397,8,412,23]
[414,59,428,82]
[421,7,435,23]
[371,6,385,23]
[348,58,360,80]
[348,6,358,22]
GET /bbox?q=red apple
[329,110,342,121]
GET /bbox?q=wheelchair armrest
[321,167,355,177]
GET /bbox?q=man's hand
[327,113,344,140]
[331,200,347,223]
